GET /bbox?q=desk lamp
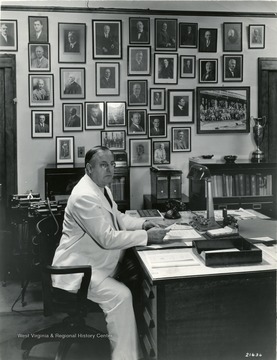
[187,163,219,231]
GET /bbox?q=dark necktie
[104,188,112,208]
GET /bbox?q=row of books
[209,173,273,198]
[109,177,126,201]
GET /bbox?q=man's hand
[147,228,169,245]
[142,220,161,231]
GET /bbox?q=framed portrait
[198,28,217,53]
[127,109,147,135]
[128,80,148,106]
[154,53,178,84]
[96,62,120,96]
[128,46,151,76]
[92,20,122,59]
[171,127,191,152]
[180,55,196,78]
[106,102,126,127]
[29,74,54,107]
[31,110,53,138]
[60,68,85,99]
[28,16,48,43]
[148,114,167,138]
[179,22,198,48]
[129,138,151,167]
[155,19,177,51]
[62,103,83,132]
[153,141,170,165]
[168,89,194,123]
[223,23,242,52]
[28,43,50,72]
[150,88,166,111]
[85,102,105,130]
[196,87,250,134]
[199,58,218,83]
[249,24,265,49]
[223,55,243,82]
[101,130,126,150]
[56,136,74,164]
[58,23,86,63]
[129,17,150,44]
[0,20,18,51]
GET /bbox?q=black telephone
[164,199,186,219]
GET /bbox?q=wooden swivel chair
[21,214,110,360]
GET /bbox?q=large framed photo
[223,22,242,52]
[101,130,126,150]
[150,88,166,111]
[129,139,151,167]
[129,17,150,44]
[28,16,48,43]
[60,68,85,99]
[172,127,191,152]
[92,20,122,59]
[153,141,170,165]
[223,55,243,82]
[28,43,50,72]
[62,103,83,132]
[31,110,53,138]
[29,74,54,107]
[128,46,151,76]
[85,102,105,130]
[56,136,74,164]
[199,28,217,53]
[148,114,167,138]
[249,24,265,49]
[58,23,86,63]
[154,53,178,84]
[0,20,18,51]
[168,89,194,123]
[180,55,196,78]
[197,87,250,134]
[155,19,177,51]
[127,109,147,135]
[106,102,126,127]
[128,80,148,106]
[96,62,120,96]
[179,22,198,48]
[199,59,218,83]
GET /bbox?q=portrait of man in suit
[30,45,49,70]
[65,107,81,128]
[29,17,48,43]
[64,30,80,53]
[130,19,149,43]
[224,57,241,80]
[0,22,15,47]
[156,20,176,49]
[100,68,115,88]
[149,116,165,137]
[131,50,147,72]
[180,23,197,47]
[129,82,146,105]
[129,112,144,133]
[173,96,189,117]
[96,23,119,56]
[201,61,216,82]
[35,114,49,133]
[199,29,217,52]
[87,104,103,127]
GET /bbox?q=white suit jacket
[52,174,147,291]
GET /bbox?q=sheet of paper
[256,244,277,261]
[251,236,274,242]
[145,251,199,268]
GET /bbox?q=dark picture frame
[28,16,48,43]
[154,53,178,84]
[106,102,126,127]
[96,62,120,96]
[101,130,126,150]
[223,55,243,82]
[129,17,150,44]
[223,22,242,52]
[196,86,250,134]
[60,68,85,99]
[29,74,54,107]
[148,114,167,138]
[62,103,83,132]
[31,110,53,138]
[85,102,105,130]
[56,136,74,164]
[0,20,18,51]
[153,141,170,165]
[155,18,177,51]
[28,43,51,72]
[248,24,265,49]
[128,46,151,76]
[58,23,86,63]
[168,89,194,123]
[128,80,148,106]
[92,20,122,59]
[179,22,198,48]
[199,58,218,83]
[172,127,191,152]
[180,55,196,78]
[198,28,217,53]
[127,109,147,135]
[150,88,166,111]
[129,138,151,167]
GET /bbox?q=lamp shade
[187,163,211,180]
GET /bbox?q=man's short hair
[85,146,110,166]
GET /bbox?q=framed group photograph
[172,127,191,152]
[150,88,166,111]
[179,22,198,48]
[29,74,54,107]
[153,141,170,165]
[148,114,167,138]
[62,103,83,132]
[248,24,265,49]
[28,43,50,72]
[56,136,74,164]
[85,102,105,130]
[129,17,150,44]
[58,23,86,63]
[223,22,242,52]
[128,80,148,106]
[60,68,85,99]
[101,130,126,150]
[196,86,250,134]
[92,20,122,59]
[223,55,243,82]
[199,59,218,83]
[128,46,151,76]
[127,109,147,135]
[28,16,48,43]
[0,20,18,51]
[129,138,151,167]
[31,110,53,138]
[106,102,126,127]
[155,19,177,51]
[96,62,120,96]
[198,28,217,53]
[168,89,194,123]
[180,55,196,78]
[154,53,178,84]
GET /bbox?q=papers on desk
[145,251,200,268]
[256,244,277,262]
[193,208,270,221]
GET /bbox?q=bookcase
[189,158,277,218]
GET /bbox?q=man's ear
[85,163,92,174]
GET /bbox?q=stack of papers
[164,223,203,241]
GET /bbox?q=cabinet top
[189,157,277,168]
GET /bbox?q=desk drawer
[142,279,157,317]
[143,306,157,344]
[142,332,157,359]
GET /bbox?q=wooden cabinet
[150,167,182,201]
[189,159,277,218]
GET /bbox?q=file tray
[192,236,262,266]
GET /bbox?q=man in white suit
[52,146,167,360]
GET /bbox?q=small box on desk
[150,166,182,201]
[192,237,262,266]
